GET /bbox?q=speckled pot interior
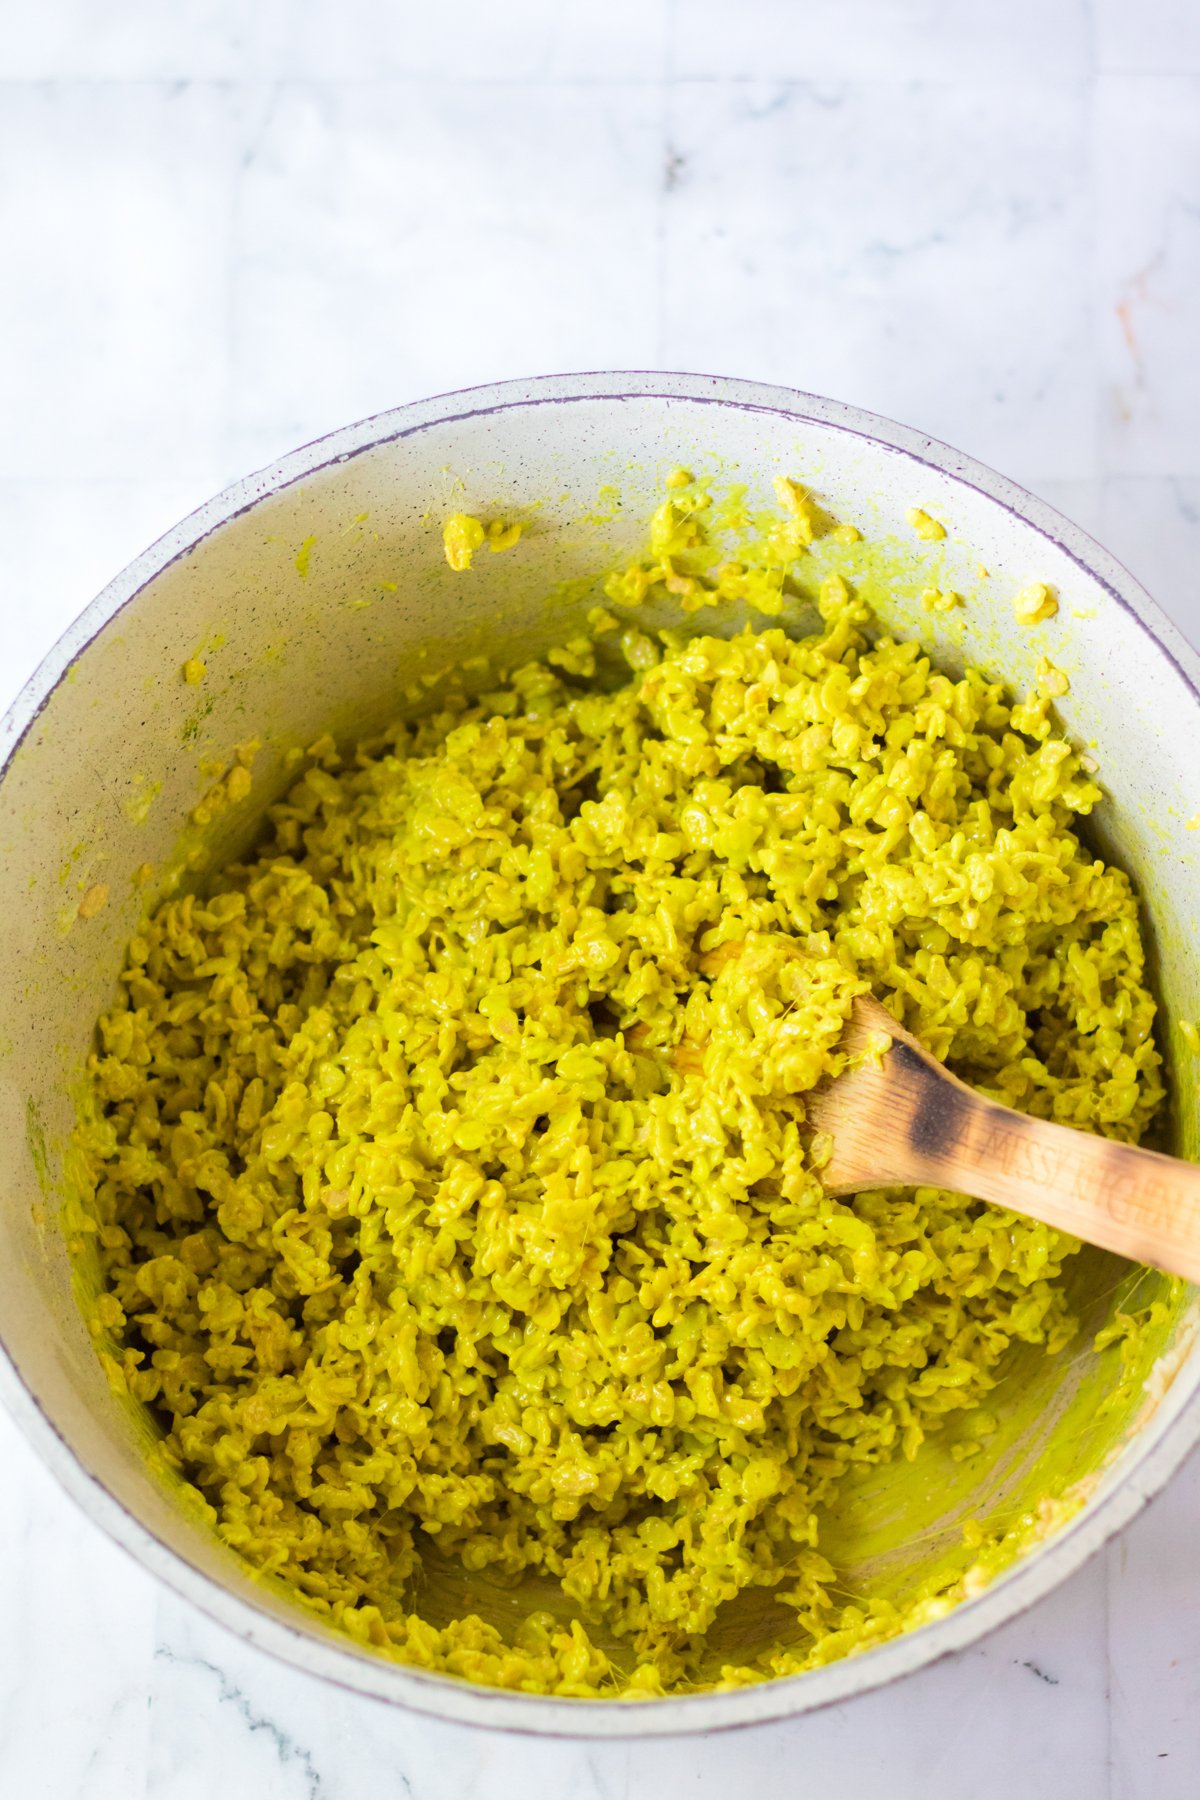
[1,373,1198,1736]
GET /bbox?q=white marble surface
[2,3,1200,1794]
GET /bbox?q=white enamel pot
[1,373,1198,1737]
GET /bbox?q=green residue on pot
[25,1096,51,1201]
[584,483,624,526]
[122,774,162,825]
[181,695,215,744]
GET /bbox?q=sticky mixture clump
[1013,582,1059,625]
[80,495,1164,1697]
[442,513,522,571]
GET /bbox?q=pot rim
[2,369,1198,1739]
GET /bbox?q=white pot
[1,372,1197,1737]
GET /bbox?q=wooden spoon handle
[816,1009,1200,1283]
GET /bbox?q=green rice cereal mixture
[78,495,1165,1697]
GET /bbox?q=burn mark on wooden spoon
[893,1042,971,1162]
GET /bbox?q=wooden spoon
[807,994,1200,1284]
